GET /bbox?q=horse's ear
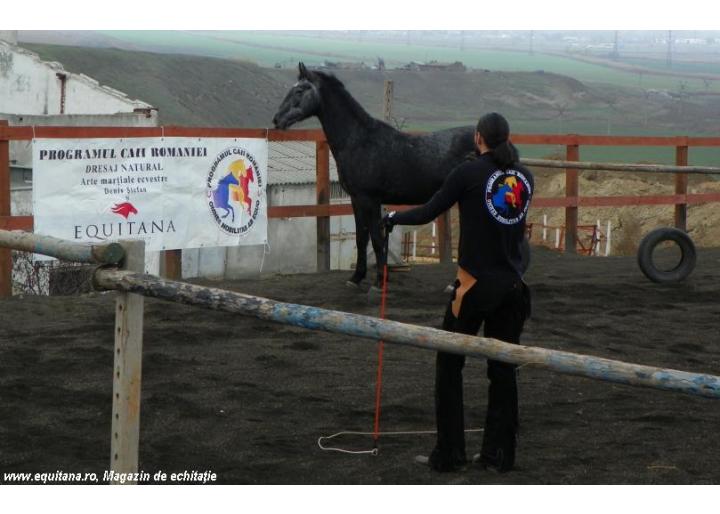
[298,62,309,79]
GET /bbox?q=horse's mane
[312,70,377,127]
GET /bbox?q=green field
[517,145,720,167]
[618,56,720,76]
[98,31,720,94]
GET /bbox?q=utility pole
[612,30,619,60]
[383,80,394,123]
[529,30,534,55]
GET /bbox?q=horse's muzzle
[272,115,284,130]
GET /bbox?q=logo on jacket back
[485,169,532,225]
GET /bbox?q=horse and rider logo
[206,147,264,235]
[485,169,532,225]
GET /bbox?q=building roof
[269,141,339,186]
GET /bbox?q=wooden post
[564,143,579,254]
[437,211,453,264]
[316,140,331,272]
[674,143,689,231]
[110,240,145,484]
[162,249,182,280]
[0,120,11,298]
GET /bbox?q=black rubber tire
[637,227,696,283]
[520,237,531,275]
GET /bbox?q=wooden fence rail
[522,158,720,175]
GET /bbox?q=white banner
[32,137,268,252]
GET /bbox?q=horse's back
[371,125,476,204]
[334,122,476,204]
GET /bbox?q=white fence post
[431,222,436,255]
[606,221,612,256]
[110,240,145,484]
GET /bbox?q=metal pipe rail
[0,229,125,264]
[94,268,720,400]
[522,158,720,175]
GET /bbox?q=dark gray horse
[273,63,475,288]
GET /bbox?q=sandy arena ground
[1,246,719,484]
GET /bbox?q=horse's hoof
[367,286,382,305]
[346,280,362,289]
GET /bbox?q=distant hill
[19,43,720,140]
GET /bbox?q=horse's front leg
[367,205,386,290]
[347,196,372,287]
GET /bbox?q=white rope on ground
[318,428,484,455]
[259,240,271,274]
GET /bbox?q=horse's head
[272,62,321,130]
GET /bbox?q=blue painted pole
[94,269,720,400]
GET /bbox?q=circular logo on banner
[485,169,532,225]
[206,147,264,235]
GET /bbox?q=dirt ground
[1,245,720,485]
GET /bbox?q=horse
[272,63,476,290]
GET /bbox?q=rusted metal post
[109,240,145,484]
[162,249,182,280]
[94,268,720,400]
[437,211,453,264]
[565,143,579,254]
[316,140,331,272]
[674,143,689,231]
[0,120,11,298]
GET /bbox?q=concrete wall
[0,41,152,117]
[10,186,31,216]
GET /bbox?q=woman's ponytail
[490,140,519,170]
[476,112,519,170]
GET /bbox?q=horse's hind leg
[347,196,371,287]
